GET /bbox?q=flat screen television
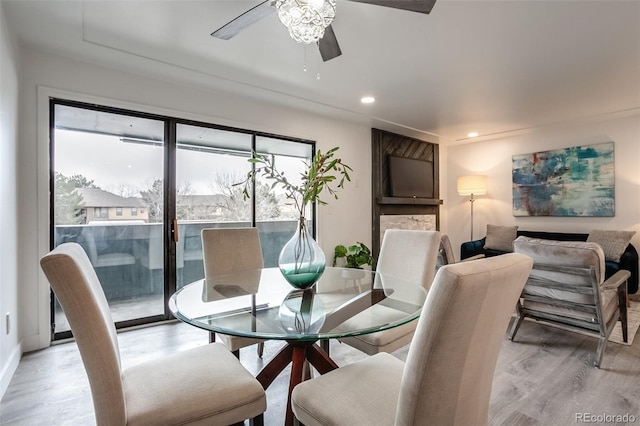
[388,155,434,198]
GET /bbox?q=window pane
[52,104,165,333]
[255,137,313,267]
[176,124,253,286]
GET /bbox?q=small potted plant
[332,242,376,281]
[333,242,375,281]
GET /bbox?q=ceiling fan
[211,0,436,62]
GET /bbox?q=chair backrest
[397,253,533,426]
[201,228,264,277]
[437,234,456,268]
[377,229,441,291]
[40,243,126,426]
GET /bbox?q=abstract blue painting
[512,142,614,217]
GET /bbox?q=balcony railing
[54,220,298,300]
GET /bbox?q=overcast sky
[55,130,306,196]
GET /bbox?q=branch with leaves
[234,146,353,219]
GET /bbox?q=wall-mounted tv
[388,155,434,198]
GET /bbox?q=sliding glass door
[52,102,167,336]
[50,99,315,340]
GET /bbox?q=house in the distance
[76,188,148,223]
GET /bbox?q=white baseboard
[0,342,22,401]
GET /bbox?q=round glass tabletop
[169,267,427,341]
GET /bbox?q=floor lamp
[457,175,487,241]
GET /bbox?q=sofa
[461,229,638,294]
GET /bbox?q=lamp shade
[457,175,487,196]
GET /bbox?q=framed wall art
[512,142,614,217]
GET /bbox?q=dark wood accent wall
[372,128,442,257]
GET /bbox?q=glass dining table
[169,267,427,426]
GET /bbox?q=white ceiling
[3,0,640,143]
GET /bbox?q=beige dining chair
[292,253,533,426]
[338,229,441,355]
[40,242,266,426]
[201,227,266,358]
[436,233,457,267]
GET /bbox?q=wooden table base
[255,340,338,426]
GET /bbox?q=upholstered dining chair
[40,242,266,426]
[436,233,457,268]
[338,229,441,355]
[292,253,533,426]
[201,227,266,358]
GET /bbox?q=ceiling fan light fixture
[276,0,336,44]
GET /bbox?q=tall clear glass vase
[278,216,326,290]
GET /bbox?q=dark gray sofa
[461,230,638,294]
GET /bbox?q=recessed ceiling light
[361,96,375,104]
[467,132,479,138]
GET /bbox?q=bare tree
[142,179,194,223]
[112,184,139,198]
[210,172,281,221]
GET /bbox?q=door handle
[172,219,179,243]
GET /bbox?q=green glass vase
[278,218,325,290]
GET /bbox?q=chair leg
[508,315,524,341]
[209,332,216,343]
[508,301,524,341]
[595,336,607,368]
[257,342,264,358]
[250,413,264,426]
[618,285,629,343]
[302,360,312,380]
[320,339,330,356]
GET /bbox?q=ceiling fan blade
[211,0,276,40]
[318,25,342,62]
[347,0,436,14]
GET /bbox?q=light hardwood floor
[1,316,639,425]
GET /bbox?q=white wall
[16,47,376,354]
[0,4,21,398]
[14,21,638,395]
[445,113,640,270]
